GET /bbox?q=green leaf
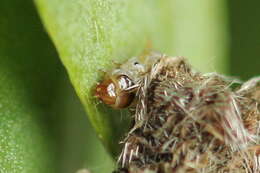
[0,0,61,172]
[35,0,229,157]
[35,0,176,156]
[54,76,114,173]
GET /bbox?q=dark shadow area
[228,1,260,80]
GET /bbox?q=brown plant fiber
[116,55,260,173]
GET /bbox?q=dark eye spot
[134,62,139,65]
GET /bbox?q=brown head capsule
[95,75,136,108]
[95,51,163,108]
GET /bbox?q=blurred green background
[0,0,259,173]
